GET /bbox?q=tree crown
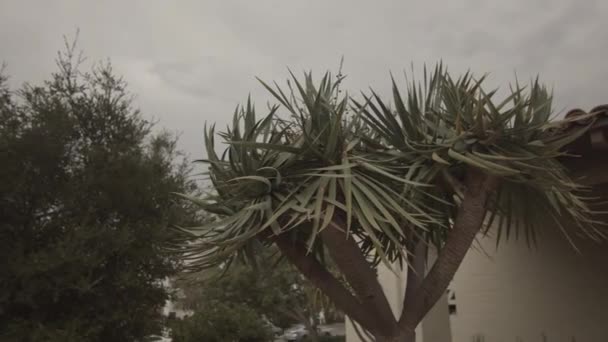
[177,65,604,272]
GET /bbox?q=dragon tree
[173,66,605,342]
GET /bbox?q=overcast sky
[1,0,606,158]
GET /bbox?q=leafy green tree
[0,43,196,342]
[176,66,604,342]
[175,249,341,341]
[168,302,272,342]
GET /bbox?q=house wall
[450,232,608,342]
[346,231,608,342]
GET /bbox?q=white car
[318,323,345,337]
[282,324,308,341]
[280,330,299,341]
[280,322,345,341]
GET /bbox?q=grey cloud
[518,1,601,64]
[1,0,607,158]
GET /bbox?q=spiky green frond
[175,66,604,272]
[355,66,604,249]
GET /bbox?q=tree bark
[402,238,426,315]
[321,219,397,334]
[399,168,498,332]
[273,234,379,334]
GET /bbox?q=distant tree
[175,66,604,342]
[174,248,342,342]
[168,302,272,342]
[0,41,196,342]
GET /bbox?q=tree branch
[273,234,379,334]
[400,237,427,322]
[399,168,498,330]
[322,219,397,333]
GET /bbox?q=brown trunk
[402,239,426,312]
[273,234,379,334]
[399,168,498,332]
[321,219,397,333]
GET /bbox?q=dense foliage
[178,67,602,270]
[175,65,605,340]
[0,46,196,341]
[168,302,272,342]
[174,248,341,332]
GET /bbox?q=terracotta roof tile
[561,104,608,153]
[565,108,593,125]
[590,104,608,115]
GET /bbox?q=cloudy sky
[1,0,606,158]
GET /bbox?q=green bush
[169,302,272,342]
[0,43,197,341]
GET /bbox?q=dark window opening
[448,304,457,315]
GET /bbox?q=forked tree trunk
[397,169,498,338]
[275,169,498,342]
[379,170,497,341]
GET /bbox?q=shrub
[169,302,272,342]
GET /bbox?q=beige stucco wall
[450,233,608,342]
[346,232,608,342]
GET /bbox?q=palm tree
[173,65,605,342]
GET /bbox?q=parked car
[280,330,299,341]
[318,323,345,337]
[282,324,308,341]
[281,323,345,341]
